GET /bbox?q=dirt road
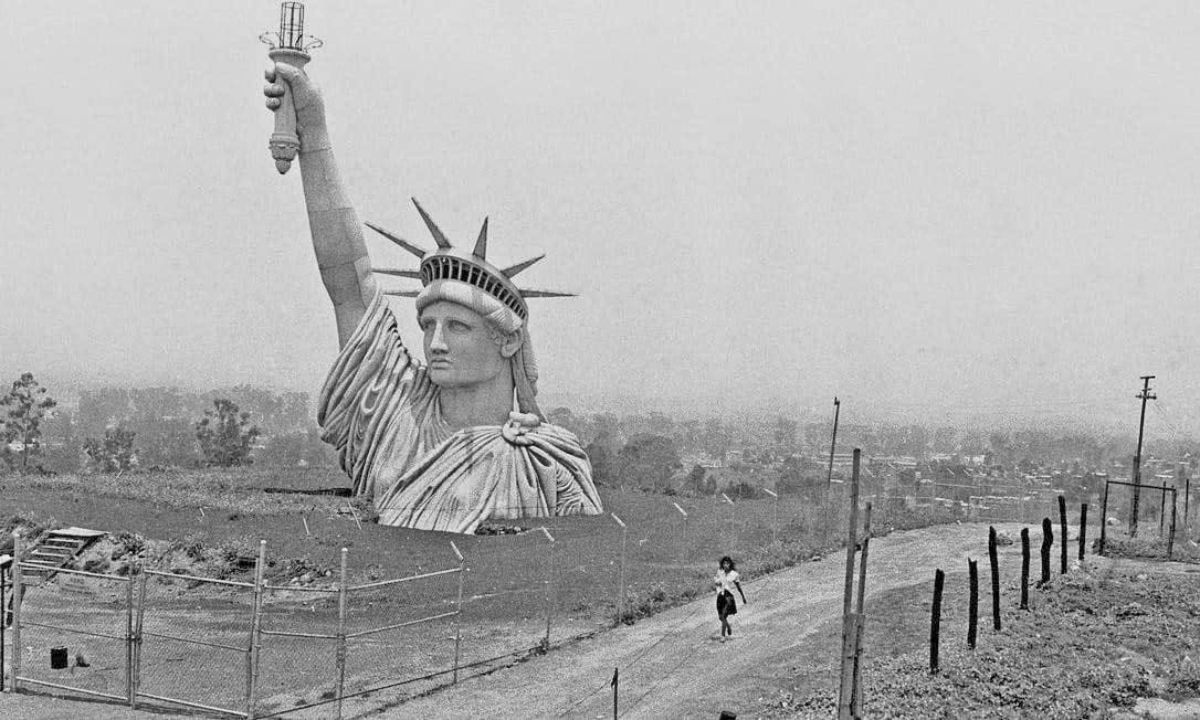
[358,521,1025,719]
[0,522,1027,719]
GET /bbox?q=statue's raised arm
[264,63,376,347]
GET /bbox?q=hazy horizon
[3,2,1198,439]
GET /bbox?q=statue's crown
[367,199,574,320]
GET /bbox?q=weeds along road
[363,521,1029,720]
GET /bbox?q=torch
[260,2,322,174]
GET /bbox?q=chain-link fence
[7,486,1063,718]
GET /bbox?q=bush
[82,424,138,473]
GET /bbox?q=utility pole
[1130,375,1155,537]
[827,397,841,489]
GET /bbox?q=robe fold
[317,291,602,533]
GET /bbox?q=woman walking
[714,555,747,641]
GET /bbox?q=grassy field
[0,466,902,715]
[758,555,1200,718]
[7,466,1128,716]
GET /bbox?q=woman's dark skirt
[716,590,737,618]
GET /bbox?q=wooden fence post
[10,532,20,693]
[126,568,135,706]
[611,514,628,622]
[672,502,688,558]
[837,449,862,720]
[450,541,465,684]
[246,540,266,720]
[1020,528,1030,610]
[1039,518,1053,587]
[930,569,944,675]
[1168,488,1178,559]
[334,547,349,720]
[1079,503,1088,561]
[1058,496,1068,574]
[541,527,556,649]
[1160,482,1167,536]
[1,564,5,693]
[763,488,779,544]
[988,526,1001,631]
[851,502,872,716]
[967,559,978,650]
[132,569,148,706]
[1099,482,1110,556]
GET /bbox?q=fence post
[246,540,267,720]
[450,541,464,684]
[967,558,978,649]
[1020,528,1029,610]
[1168,488,1178,559]
[611,514,628,622]
[1,564,5,693]
[541,527,556,649]
[1079,503,1088,561]
[672,502,688,559]
[10,532,20,693]
[1039,518,1053,586]
[1099,482,1110,555]
[988,526,1001,632]
[335,547,349,720]
[851,501,872,716]
[930,569,944,675]
[132,568,148,708]
[1160,482,1167,536]
[722,493,737,549]
[837,449,861,719]
[126,568,135,706]
[1058,496,1068,574]
[762,488,779,544]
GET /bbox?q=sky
[1,1,1198,436]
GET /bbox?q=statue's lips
[428,359,452,368]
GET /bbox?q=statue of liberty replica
[260,7,601,533]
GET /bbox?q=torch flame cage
[278,2,306,50]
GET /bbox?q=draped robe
[316,291,603,533]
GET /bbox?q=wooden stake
[1058,496,1068,574]
[1079,503,1088,561]
[335,547,349,720]
[246,540,267,720]
[10,532,20,693]
[967,558,978,649]
[1040,518,1053,587]
[838,449,861,719]
[930,569,944,675]
[611,514,628,622]
[851,501,873,716]
[450,541,464,684]
[541,527,556,648]
[988,526,1001,632]
[1020,528,1030,610]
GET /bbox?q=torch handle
[267,48,310,175]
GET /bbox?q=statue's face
[419,301,512,389]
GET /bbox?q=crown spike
[518,288,577,298]
[411,198,453,249]
[500,254,545,279]
[364,221,426,259]
[472,217,489,259]
[372,268,422,279]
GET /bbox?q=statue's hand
[264,63,329,151]
[502,411,541,446]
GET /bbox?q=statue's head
[368,199,575,418]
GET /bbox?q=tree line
[0,373,335,474]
